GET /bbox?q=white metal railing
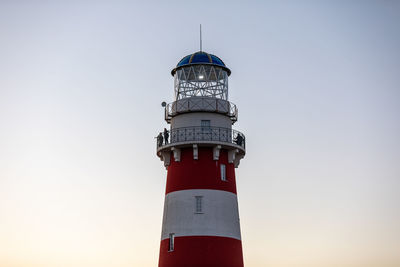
[164,97,238,122]
[156,126,245,150]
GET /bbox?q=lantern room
[171,51,231,101]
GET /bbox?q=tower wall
[159,236,243,267]
[159,148,243,267]
[171,112,232,129]
[165,148,237,194]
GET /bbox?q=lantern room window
[174,65,229,100]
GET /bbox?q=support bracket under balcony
[171,147,181,162]
[234,153,244,168]
[160,151,171,169]
[228,149,237,163]
[213,145,221,160]
[228,148,244,168]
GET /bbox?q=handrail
[156,126,245,150]
[164,97,238,122]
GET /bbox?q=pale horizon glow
[0,1,399,266]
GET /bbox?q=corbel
[213,145,221,160]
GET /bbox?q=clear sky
[1,1,399,266]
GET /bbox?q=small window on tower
[195,196,203,213]
[201,120,211,128]
[220,164,227,181]
[168,233,175,252]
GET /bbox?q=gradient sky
[1,1,399,266]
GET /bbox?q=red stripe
[166,147,237,195]
[159,236,243,267]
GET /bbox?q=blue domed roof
[171,51,231,76]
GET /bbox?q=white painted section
[171,112,232,129]
[161,189,241,240]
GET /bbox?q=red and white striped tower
[156,51,246,267]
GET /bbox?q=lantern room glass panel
[174,65,229,101]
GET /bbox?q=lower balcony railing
[156,126,245,150]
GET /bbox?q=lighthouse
[156,50,246,267]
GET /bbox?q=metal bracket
[213,145,221,160]
[171,147,181,162]
[234,154,244,168]
[228,149,238,163]
[161,151,171,168]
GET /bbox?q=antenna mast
[200,24,202,52]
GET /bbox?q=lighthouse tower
[156,51,246,267]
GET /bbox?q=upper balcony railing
[156,126,245,151]
[164,97,238,123]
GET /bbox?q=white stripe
[161,189,241,240]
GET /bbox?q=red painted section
[166,148,237,195]
[159,236,244,267]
